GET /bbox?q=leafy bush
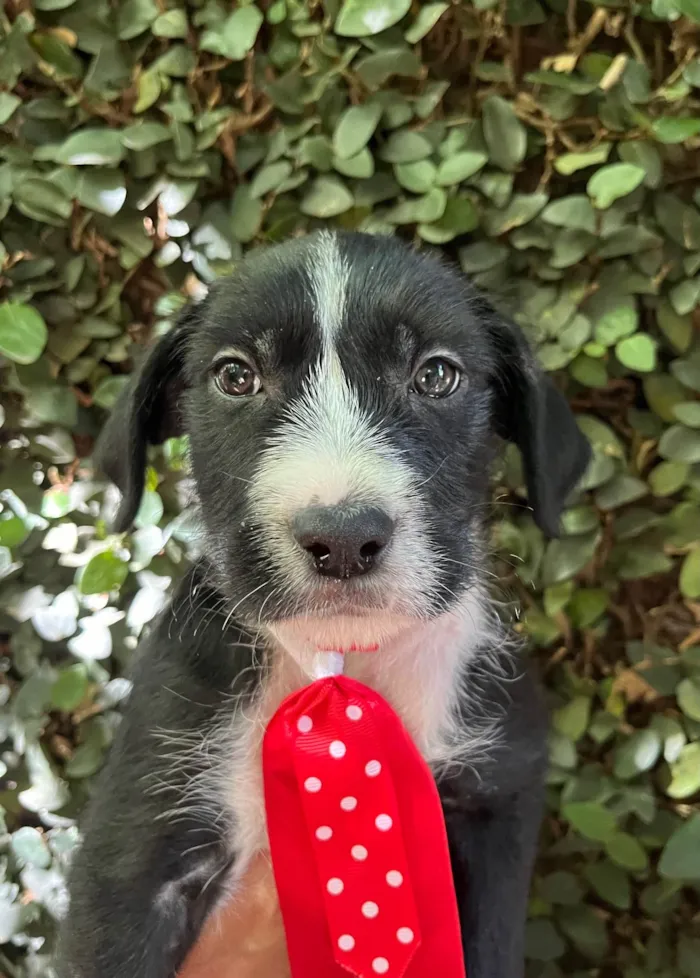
[1,1,700,975]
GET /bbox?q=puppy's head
[98,231,589,657]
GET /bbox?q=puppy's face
[99,231,590,658]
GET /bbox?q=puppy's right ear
[94,303,198,532]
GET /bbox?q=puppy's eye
[214,360,261,397]
[412,357,461,398]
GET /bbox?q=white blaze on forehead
[309,230,350,344]
[250,231,413,514]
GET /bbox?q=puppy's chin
[267,612,417,675]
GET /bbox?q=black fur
[56,232,590,978]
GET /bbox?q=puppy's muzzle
[292,504,394,579]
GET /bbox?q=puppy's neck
[217,587,500,880]
[261,586,492,766]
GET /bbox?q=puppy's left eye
[214,359,262,397]
[412,357,461,398]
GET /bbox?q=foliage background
[1,0,700,974]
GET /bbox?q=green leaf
[593,297,638,346]
[584,862,631,909]
[122,122,172,151]
[482,96,527,171]
[542,195,596,232]
[542,532,598,585]
[250,161,293,198]
[484,192,548,235]
[134,490,164,529]
[0,515,29,549]
[51,664,88,712]
[659,425,700,463]
[394,160,437,193]
[300,177,354,217]
[201,6,264,60]
[659,815,700,880]
[554,143,612,176]
[658,301,693,353]
[417,196,478,242]
[116,0,158,38]
[666,742,700,798]
[134,70,161,113]
[14,178,72,220]
[651,116,700,143]
[649,460,689,496]
[76,170,127,217]
[562,801,617,842]
[557,906,608,960]
[539,870,584,905]
[231,184,263,243]
[677,676,700,720]
[0,91,21,124]
[674,403,700,428]
[524,919,566,961]
[670,278,700,316]
[614,729,661,780]
[404,2,449,42]
[11,827,51,870]
[335,0,412,37]
[554,143,611,175]
[435,152,488,186]
[93,376,130,409]
[153,9,188,37]
[587,164,645,209]
[553,696,591,741]
[605,832,649,873]
[680,549,700,599]
[79,550,129,595]
[616,334,657,372]
[0,303,49,365]
[379,130,433,163]
[54,128,125,166]
[333,103,383,160]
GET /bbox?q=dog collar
[263,653,466,978]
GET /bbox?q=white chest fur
[219,588,500,876]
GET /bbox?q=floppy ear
[489,313,591,538]
[94,305,198,532]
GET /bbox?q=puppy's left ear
[94,302,200,532]
[488,313,591,538]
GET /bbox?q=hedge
[1,1,700,975]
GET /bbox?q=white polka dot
[386,870,403,888]
[315,826,332,841]
[327,878,344,895]
[346,705,363,721]
[304,777,322,793]
[351,844,368,861]
[340,796,357,812]
[375,813,393,831]
[365,759,381,777]
[397,927,414,945]
[338,935,355,952]
[329,740,346,759]
[362,901,379,919]
[372,957,389,974]
[297,715,313,733]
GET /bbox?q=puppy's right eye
[213,360,262,397]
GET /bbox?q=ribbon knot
[264,675,466,978]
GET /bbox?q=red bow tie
[263,669,466,978]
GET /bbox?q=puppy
[56,230,590,978]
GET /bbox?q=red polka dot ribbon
[263,674,466,978]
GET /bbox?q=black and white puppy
[56,230,590,978]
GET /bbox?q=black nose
[292,505,394,579]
